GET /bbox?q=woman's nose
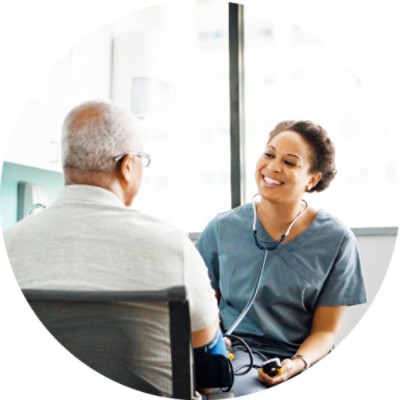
[265,157,282,173]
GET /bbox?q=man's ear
[119,155,134,183]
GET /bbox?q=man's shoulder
[3,212,43,242]
[127,209,185,236]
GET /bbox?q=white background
[0,0,399,399]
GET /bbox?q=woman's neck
[256,198,306,238]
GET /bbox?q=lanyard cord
[225,250,269,336]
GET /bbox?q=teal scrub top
[196,203,367,358]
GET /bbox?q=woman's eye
[264,152,274,158]
[285,160,297,167]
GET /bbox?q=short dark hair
[268,120,337,192]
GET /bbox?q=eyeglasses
[114,152,151,167]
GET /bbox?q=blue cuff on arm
[193,329,233,390]
[194,329,227,357]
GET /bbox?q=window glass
[243,10,399,228]
[110,1,230,233]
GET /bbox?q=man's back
[4,184,219,396]
[6,185,185,291]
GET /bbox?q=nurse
[196,120,367,395]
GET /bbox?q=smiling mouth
[263,176,282,186]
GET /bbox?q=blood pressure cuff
[193,329,233,389]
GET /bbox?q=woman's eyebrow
[267,145,301,160]
[287,153,301,160]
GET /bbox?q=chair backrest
[22,285,194,399]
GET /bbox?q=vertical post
[229,2,245,209]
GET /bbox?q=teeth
[264,176,282,185]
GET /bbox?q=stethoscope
[225,195,309,336]
[252,195,309,251]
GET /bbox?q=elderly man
[4,101,228,397]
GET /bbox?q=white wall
[337,230,397,344]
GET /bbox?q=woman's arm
[258,305,347,386]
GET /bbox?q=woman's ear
[307,172,322,191]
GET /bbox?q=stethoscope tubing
[225,249,269,336]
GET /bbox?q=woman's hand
[257,358,301,386]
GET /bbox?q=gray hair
[61,101,142,172]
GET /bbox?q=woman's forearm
[258,330,335,385]
[286,330,336,376]
[259,305,347,386]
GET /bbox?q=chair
[22,285,195,399]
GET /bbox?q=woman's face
[255,130,321,205]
